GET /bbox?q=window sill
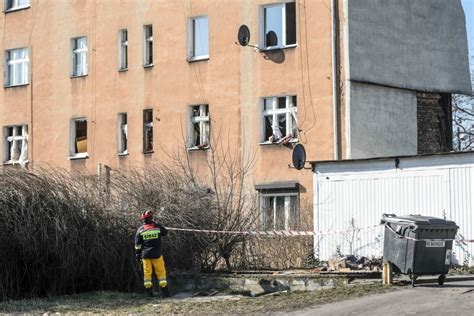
[4,5,31,13]
[69,154,89,160]
[187,145,210,151]
[187,56,209,63]
[4,83,29,89]
[118,68,128,72]
[143,150,154,155]
[118,152,129,157]
[259,44,297,52]
[259,139,298,146]
[2,160,29,166]
[143,64,154,69]
[70,74,88,79]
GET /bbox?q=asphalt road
[291,280,474,316]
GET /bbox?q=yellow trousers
[142,256,167,288]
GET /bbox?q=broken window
[189,105,210,149]
[117,113,128,155]
[4,0,29,11]
[118,29,128,70]
[261,95,298,144]
[3,125,28,165]
[4,47,29,87]
[143,25,153,66]
[188,16,209,60]
[70,118,87,158]
[260,194,298,231]
[261,2,296,49]
[143,109,153,153]
[71,37,88,77]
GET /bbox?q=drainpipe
[331,0,341,160]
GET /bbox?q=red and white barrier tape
[167,224,381,237]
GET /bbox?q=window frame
[69,117,88,159]
[117,112,128,155]
[118,29,128,71]
[187,15,209,62]
[4,47,29,87]
[188,104,210,150]
[259,192,299,231]
[143,25,153,67]
[143,109,153,154]
[259,95,298,145]
[2,124,28,165]
[259,1,297,50]
[71,36,88,78]
[3,0,30,13]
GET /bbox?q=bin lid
[381,214,458,228]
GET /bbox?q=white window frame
[260,192,299,231]
[260,95,298,144]
[4,47,29,87]
[143,25,153,67]
[187,16,209,61]
[143,109,153,153]
[188,104,210,150]
[118,29,128,71]
[3,0,30,12]
[71,37,88,77]
[69,118,88,159]
[3,124,28,165]
[117,113,128,155]
[259,1,296,50]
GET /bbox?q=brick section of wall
[417,92,453,154]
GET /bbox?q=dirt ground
[0,283,391,314]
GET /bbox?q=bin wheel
[410,274,417,287]
[438,274,446,286]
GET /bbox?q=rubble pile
[328,255,382,272]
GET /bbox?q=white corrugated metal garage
[312,152,474,265]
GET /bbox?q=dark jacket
[135,221,168,259]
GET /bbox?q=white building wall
[313,153,474,265]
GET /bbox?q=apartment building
[1,0,471,231]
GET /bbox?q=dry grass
[0,283,392,314]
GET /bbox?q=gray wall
[348,82,417,159]
[347,0,472,95]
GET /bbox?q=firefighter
[135,209,170,298]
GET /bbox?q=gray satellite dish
[237,25,250,46]
[292,144,306,170]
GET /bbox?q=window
[4,0,30,12]
[118,29,128,71]
[143,109,153,153]
[143,25,153,66]
[260,193,299,231]
[70,118,87,158]
[260,2,296,49]
[4,47,29,87]
[189,105,210,149]
[261,95,297,144]
[117,113,128,155]
[71,37,88,77]
[188,16,209,61]
[3,125,27,165]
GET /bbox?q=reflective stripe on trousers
[142,256,167,288]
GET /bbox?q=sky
[463,0,474,55]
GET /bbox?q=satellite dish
[292,144,306,170]
[265,30,278,47]
[237,25,250,46]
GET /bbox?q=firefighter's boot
[161,286,170,298]
[146,288,154,297]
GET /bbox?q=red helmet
[140,210,154,221]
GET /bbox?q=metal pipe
[331,0,341,160]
